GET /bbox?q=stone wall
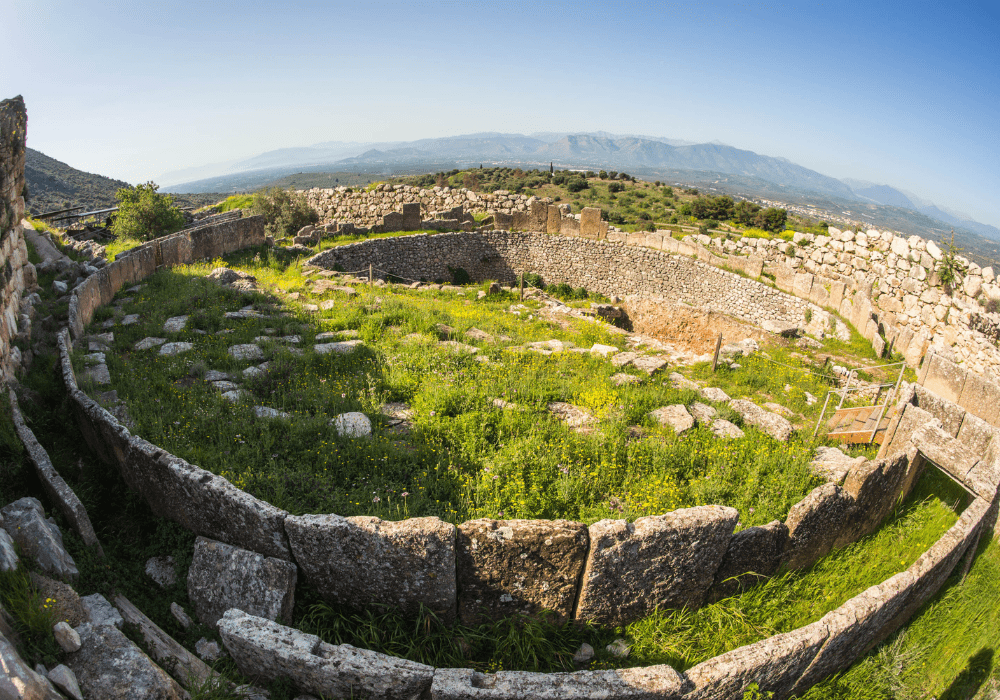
[0,96,37,379]
[309,231,835,334]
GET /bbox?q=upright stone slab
[491,212,512,230]
[784,483,855,570]
[187,536,297,628]
[455,519,588,625]
[835,454,909,547]
[913,384,966,436]
[560,216,581,236]
[0,497,78,580]
[528,200,548,231]
[546,205,561,233]
[575,506,738,627]
[285,513,456,622]
[957,370,1000,427]
[705,520,788,603]
[580,208,602,239]
[401,203,421,230]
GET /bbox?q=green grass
[76,248,831,526]
[0,565,64,666]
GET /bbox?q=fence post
[711,333,723,372]
[369,263,373,294]
[519,272,524,301]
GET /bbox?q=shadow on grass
[939,647,993,700]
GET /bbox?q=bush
[110,182,185,241]
[249,187,319,237]
[566,178,589,193]
[448,266,471,285]
[607,182,625,194]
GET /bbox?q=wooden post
[369,263,373,293]
[711,333,723,372]
[519,272,524,301]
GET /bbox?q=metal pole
[813,391,833,438]
[711,333,723,372]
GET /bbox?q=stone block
[430,666,687,699]
[546,205,561,234]
[881,403,937,460]
[829,281,847,310]
[402,203,421,230]
[455,519,588,626]
[705,520,788,603]
[808,282,830,307]
[784,483,855,570]
[219,610,434,700]
[922,353,968,404]
[793,272,814,299]
[913,384,966,437]
[559,216,580,236]
[511,211,529,231]
[187,536,297,629]
[575,506,738,626]
[956,412,996,456]
[528,201,548,232]
[285,513,457,622]
[67,623,186,700]
[728,399,793,441]
[0,628,62,700]
[580,208,602,239]
[911,422,979,479]
[836,454,909,547]
[0,497,78,580]
[957,370,1000,427]
[492,212,512,230]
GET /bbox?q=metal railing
[812,361,908,442]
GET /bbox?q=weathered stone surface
[911,422,979,480]
[956,412,996,456]
[0,528,17,572]
[784,483,855,570]
[706,520,789,602]
[729,399,793,441]
[53,621,81,652]
[159,341,194,356]
[922,353,967,404]
[455,519,588,625]
[881,403,937,459]
[314,340,363,355]
[547,402,594,431]
[162,315,188,333]
[47,664,83,700]
[188,536,297,628]
[700,387,731,403]
[610,373,642,386]
[430,666,687,700]
[913,384,966,436]
[145,556,177,588]
[957,370,1000,427]
[810,446,862,484]
[0,628,63,699]
[575,506,739,626]
[332,412,372,437]
[229,343,265,361]
[711,419,745,438]
[1,497,78,580]
[649,405,695,434]
[67,622,186,699]
[689,402,717,423]
[135,337,166,351]
[219,610,435,700]
[30,573,85,626]
[81,593,123,629]
[195,637,224,661]
[170,602,193,630]
[836,453,909,547]
[254,406,290,419]
[285,514,457,621]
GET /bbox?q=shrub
[566,178,589,193]
[249,187,319,237]
[448,266,471,285]
[109,182,185,241]
[607,182,625,194]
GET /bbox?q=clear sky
[4,0,999,226]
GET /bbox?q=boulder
[1,497,78,580]
[162,316,188,333]
[729,400,793,441]
[575,506,739,626]
[47,664,83,700]
[649,405,695,434]
[632,355,668,375]
[0,528,17,571]
[0,629,63,699]
[455,519,588,625]
[689,402,718,424]
[187,536,297,628]
[760,320,800,337]
[219,610,435,700]
[53,621,81,652]
[67,623,186,699]
[159,342,194,356]
[332,412,372,438]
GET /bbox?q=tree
[248,187,319,237]
[733,200,761,226]
[756,207,788,233]
[110,182,185,241]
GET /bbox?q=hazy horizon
[4,0,998,227]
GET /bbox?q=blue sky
[4,0,999,226]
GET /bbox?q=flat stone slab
[547,402,595,431]
[67,623,186,700]
[611,351,639,367]
[83,364,111,385]
[225,309,265,319]
[242,366,265,379]
[711,419,745,439]
[163,316,188,333]
[610,373,642,386]
[254,335,301,344]
[668,372,701,391]
[203,370,230,382]
[314,340,363,355]
[729,399,793,441]
[784,483,855,570]
[632,355,668,375]
[591,343,619,356]
[431,666,687,699]
[135,337,166,351]
[575,505,738,626]
[650,405,695,434]
[254,406,290,419]
[218,610,434,700]
[213,381,238,392]
[811,446,863,484]
[700,387,732,403]
[187,537,297,628]
[229,344,265,361]
[1,497,78,580]
[285,514,457,622]
[121,314,140,326]
[159,342,194,356]
[456,519,588,626]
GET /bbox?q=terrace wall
[60,223,1000,697]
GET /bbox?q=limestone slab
[430,666,687,699]
[0,497,78,580]
[706,520,788,602]
[67,623,186,700]
[784,483,855,570]
[729,399,793,441]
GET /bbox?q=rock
[610,373,641,386]
[690,402,718,423]
[0,528,18,571]
[162,316,188,333]
[332,412,372,438]
[30,573,85,626]
[668,372,701,391]
[195,638,224,662]
[728,399,793,441]
[134,337,166,351]
[810,446,863,484]
[229,344,265,361]
[632,355,669,375]
[547,402,595,431]
[764,402,793,417]
[208,267,258,287]
[760,320,800,337]
[590,343,618,356]
[1,497,78,580]
[218,610,434,700]
[650,405,695,434]
[314,340,363,355]
[573,643,595,665]
[170,602,193,630]
[431,666,685,699]
[145,556,177,588]
[213,380,238,392]
[706,520,788,603]
[159,342,194,356]
[464,327,494,343]
[48,664,83,700]
[203,370,230,382]
[53,621,81,652]
[284,514,457,622]
[379,403,415,433]
[606,638,632,659]
[611,351,639,367]
[254,406,290,419]
[67,622,186,700]
[242,366,265,379]
[700,387,731,403]
[575,506,739,626]
[805,391,818,406]
[53,280,67,294]
[0,628,60,699]
[121,314,140,326]
[455,519,588,626]
[82,363,111,385]
[784,483,855,569]
[440,340,478,354]
[187,536,297,629]
[81,593,123,629]
[222,390,245,403]
[711,419,745,439]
